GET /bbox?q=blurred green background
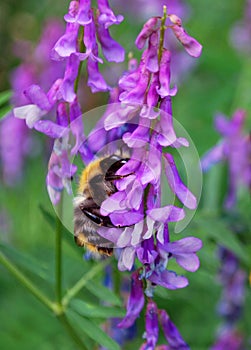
[0,0,251,349]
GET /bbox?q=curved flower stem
[158,5,167,62]
[57,313,88,350]
[62,259,110,307]
[55,199,63,305]
[0,251,57,313]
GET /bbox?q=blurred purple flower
[201,110,250,209]
[0,19,65,185]
[230,0,251,54]
[211,328,244,350]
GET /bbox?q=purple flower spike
[164,153,197,209]
[201,109,250,209]
[97,23,125,63]
[98,0,124,28]
[118,271,145,328]
[162,237,202,272]
[159,309,190,349]
[170,21,202,58]
[157,49,177,98]
[135,17,160,50]
[144,300,159,350]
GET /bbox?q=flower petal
[147,206,185,223]
[164,153,197,210]
[149,270,188,289]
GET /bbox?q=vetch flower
[142,300,159,350]
[0,19,65,185]
[47,138,77,205]
[201,110,250,209]
[118,270,145,329]
[159,309,190,349]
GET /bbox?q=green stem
[58,313,88,350]
[55,200,63,305]
[0,251,57,313]
[74,26,85,93]
[158,5,167,63]
[62,259,110,307]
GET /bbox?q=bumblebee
[73,154,130,256]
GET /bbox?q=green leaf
[0,90,12,106]
[195,216,250,265]
[67,310,121,350]
[70,299,125,319]
[85,280,122,307]
[0,105,12,120]
[0,242,53,282]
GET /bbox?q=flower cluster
[13,0,125,204]
[82,9,203,347]
[12,2,203,348]
[202,111,250,350]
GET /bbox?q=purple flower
[169,14,202,57]
[118,270,145,328]
[47,138,77,205]
[211,328,244,350]
[60,53,80,102]
[148,270,188,290]
[0,19,65,186]
[164,153,197,209]
[143,300,159,350]
[230,0,251,54]
[135,18,161,50]
[158,237,202,272]
[201,110,250,209]
[0,113,30,185]
[96,23,125,63]
[97,0,124,28]
[51,2,80,60]
[159,309,190,349]
[156,49,177,98]
[64,0,92,26]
